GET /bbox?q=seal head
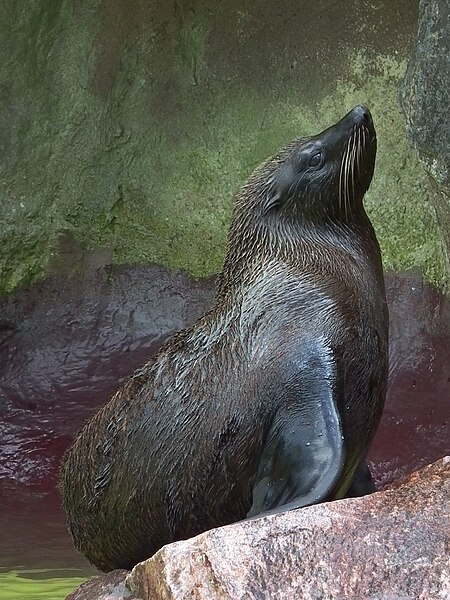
[264,104,376,219]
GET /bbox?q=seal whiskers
[338,122,368,221]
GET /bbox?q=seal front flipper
[247,340,345,519]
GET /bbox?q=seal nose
[351,105,373,126]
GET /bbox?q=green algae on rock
[0,0,445,293]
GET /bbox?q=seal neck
[216,208,382,301]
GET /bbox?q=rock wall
[0,0,446,293]
[402,0,450,285]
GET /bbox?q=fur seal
[60,105,388,572]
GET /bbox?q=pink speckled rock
[66,569,141,600]
[127,457,450,600]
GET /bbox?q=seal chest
[60,105,388,572]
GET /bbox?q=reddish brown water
[0,265,449,582]
[369,272,450,484]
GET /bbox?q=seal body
[60,106,388,572]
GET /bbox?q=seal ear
[263,163,299,214]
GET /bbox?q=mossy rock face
[0,0,446,293]
[402,0,450,286]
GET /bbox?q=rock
[65,569,141,600]
[402,0,450,186]
[401,0,450,281]
[127,457,450,600]
[0,1,445,293]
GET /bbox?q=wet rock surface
[127,457,450,600]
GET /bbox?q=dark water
[0,265,449,599]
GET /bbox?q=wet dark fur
[60,107,388,572]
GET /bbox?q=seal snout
[350,104,373,127]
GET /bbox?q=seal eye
[309,152,323,169]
